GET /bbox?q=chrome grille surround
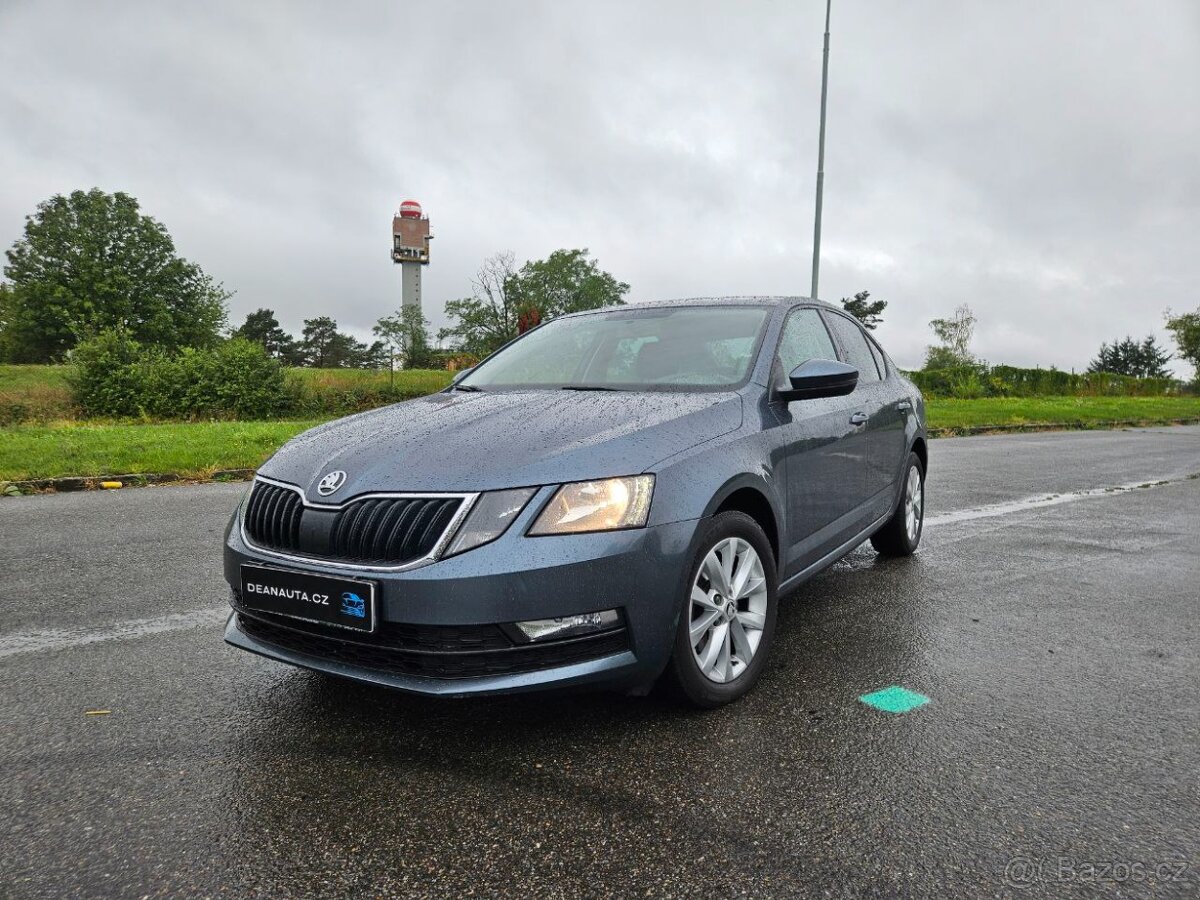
[239,474,479,572]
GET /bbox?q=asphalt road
[2,426,1198,898]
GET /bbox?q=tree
[840,290,886,330]
[361,340,391,370]
[509,248,629,320]
[300,316,339,367]
[438,252,522,357]
[1087,335,1171,378]
[231,308,300,363]
[0,283,16,362]
[439,248,629,356]
[299,316,372,368]
[373,305,434,374]
[922,346,968,371]
[1,188,228,361]
[1165,307,1200,382]
[924,304,977,369]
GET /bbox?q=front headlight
[444,487,538,557]
[529,475,654,535]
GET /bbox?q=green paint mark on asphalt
[859,685,930,714]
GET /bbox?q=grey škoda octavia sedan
[224,297,926,707]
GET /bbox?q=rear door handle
[849,412,868,426]
[897,399,913,412]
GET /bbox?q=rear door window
[823,313,882,383]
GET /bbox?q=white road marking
[925,475,1195,528]
[0,607,229,659]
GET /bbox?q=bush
[948,371,986,399]
[906,363,1185,398]
[68,330,289,419]
[67,329,150,416]
[284,368,451,417]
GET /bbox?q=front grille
[234,609,630,680]
[329,497,462,565]
[244,481,304,553]
[243,480,464,567]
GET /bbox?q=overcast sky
[1,0,1197,373]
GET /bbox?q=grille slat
[243,481,463,567]
[419,501,459,552]
[401,502,442,560]
[371,501,411,560]
[264,487,283,548]
[335,501,369,559]
[286,492,303,547]
[381,502,422,560]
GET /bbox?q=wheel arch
[911,435,928,474]
[702,477,782,568]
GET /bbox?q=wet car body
[223,297,926,701]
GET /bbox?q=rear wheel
[666,511,778,708]
[870,451,924,556]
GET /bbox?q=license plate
[240,564,377,633]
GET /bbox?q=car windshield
[458,306,770,391]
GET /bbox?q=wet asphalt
[1,426,1198,899]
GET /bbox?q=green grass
[0,364,71,390]
[925,396,1200,430]
[3,395,1199,485]
[0,420,318,482]
[0,364,75,424]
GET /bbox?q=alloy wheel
[905,465,923,543]
[689,537,768,683]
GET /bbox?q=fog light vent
[513,609,620,643]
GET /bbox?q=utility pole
[810,0,832,301]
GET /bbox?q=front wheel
[870,451,925,556]
[665,511,779,708]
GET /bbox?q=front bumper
[223,501,700,698]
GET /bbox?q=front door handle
[849,412,868,426]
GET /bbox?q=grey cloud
[1,0,1197,374]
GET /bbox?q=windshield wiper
[560,385,622,392]
[451,384,482,392]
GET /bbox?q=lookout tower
[391,200,432,311]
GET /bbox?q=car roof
[561,296,840,319]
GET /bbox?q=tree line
[0,189,629,371]
[839,292,1195,380]
[2,188,1198,383]
[224,247,630,370]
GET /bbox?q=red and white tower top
[392,200,432,311]
[392,200,432,265]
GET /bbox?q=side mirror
[450,367,473,384]
[777,358,858,401]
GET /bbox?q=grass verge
[0,364,453,425]
[924,396,1200,430]
[2,396,1199,485]
[0,420,319,483]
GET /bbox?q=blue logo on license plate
[340,592,367,618]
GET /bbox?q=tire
[870,451,925,556]
[665,511,779,708]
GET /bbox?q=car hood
[261,389,743,499]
